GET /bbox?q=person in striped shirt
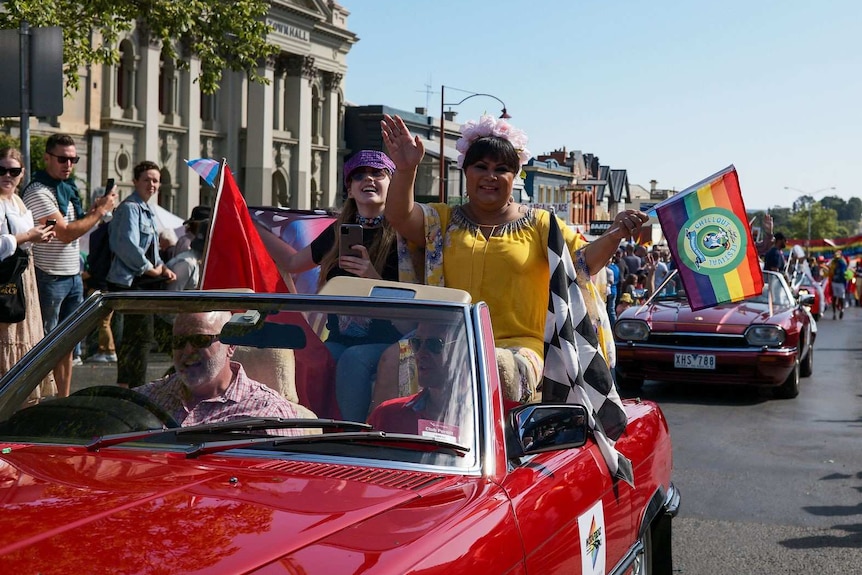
[22,134,117,397]
[136,311,312,435]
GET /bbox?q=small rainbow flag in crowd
[651,165,763,311]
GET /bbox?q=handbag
[0,209,29,323]
[0,247,29,323]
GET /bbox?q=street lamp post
[438,85,510,203]
[783,186,836,247]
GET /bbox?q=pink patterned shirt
[137,361,308,436]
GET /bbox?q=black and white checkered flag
[543,214,634,486]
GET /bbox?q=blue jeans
[326,342,391,421]
[35,269,83,334]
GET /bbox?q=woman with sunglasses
[258,150,407,421]
[0,147,57,403]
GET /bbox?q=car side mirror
[798,293,815,307]
[509,404,589,456]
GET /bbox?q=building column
[285,55,316,210]
[244,56,276,206]
[178,55,202,218]
[219,70,244,170]
[321,72,342,208]
[137,32,161,163]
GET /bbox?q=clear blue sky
[342,0,861,211]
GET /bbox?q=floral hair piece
[455,114,531,169]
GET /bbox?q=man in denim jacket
[108,161,176,387]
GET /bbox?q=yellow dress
[434,204,586,357]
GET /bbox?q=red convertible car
[0,278,677,574]
[614,270,816,398]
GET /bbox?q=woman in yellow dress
[381,114,648,403]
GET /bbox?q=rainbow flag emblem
[654,165,763,311]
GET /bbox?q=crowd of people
[0,134,212,400]
[2,114,651,432]
[8,115,860,435]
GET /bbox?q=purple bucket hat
[343,150,396,185]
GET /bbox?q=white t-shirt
[0,196,35,260]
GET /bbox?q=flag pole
[197,158,227,289]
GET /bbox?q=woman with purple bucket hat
[260,150,406,421]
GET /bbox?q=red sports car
[614,270,816,398]
[0,278,677,574]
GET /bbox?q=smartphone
[45,219,57,227]
[104,178,115,196]
[339,224,364,259]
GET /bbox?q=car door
[501,443,634,575]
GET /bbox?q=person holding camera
[258,150,405,421]
[22,134,117,397]
[0,147,57,402]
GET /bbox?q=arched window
[117,40,135,110]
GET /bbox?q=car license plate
[674,353,716,370]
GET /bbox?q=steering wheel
[72,385,180,429]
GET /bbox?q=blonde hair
[0,147,24,165]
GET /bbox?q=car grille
[645,332,748,348]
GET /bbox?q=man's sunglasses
[47,152,80,165]
[171,333,220,350]
[408,337,455,354]
[0,167,23,177]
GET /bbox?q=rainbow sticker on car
[578,501,606,575]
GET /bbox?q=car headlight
[744,325,786,346]
[614,320,650,342]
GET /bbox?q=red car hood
[628,300,776,333]
[0,444,475,574]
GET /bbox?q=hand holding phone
[339,224,364,259]
[104,178,115,196]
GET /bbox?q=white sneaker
[87,353,117,363]
[71,357,83,366]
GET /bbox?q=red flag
[198,163,339,418]
[201,164,288,292]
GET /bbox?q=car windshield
[0,291,480,469]
[744,272,793,307]
[647,270,793,307]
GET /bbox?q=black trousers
[108,282,154,388]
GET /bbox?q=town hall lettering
[267,19,310,43]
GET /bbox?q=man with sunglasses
[22,134,118,398]
[136,311,312,435]
[367,323,469,440]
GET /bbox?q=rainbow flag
[653,165,763,311]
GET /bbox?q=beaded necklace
[356,214,385,227]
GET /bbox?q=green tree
[0,1,277,94]
[0,132,47,171]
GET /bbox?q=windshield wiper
[183,431,471,459]
[86,418,371,451]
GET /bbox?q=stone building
[3,1,356,220]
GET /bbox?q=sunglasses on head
[408,337,455,354]
[47,152,80,165]
[349,168,388,182]
[171,333,220,350]
[0,167,23,177]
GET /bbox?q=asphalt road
[630,304,862,574]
